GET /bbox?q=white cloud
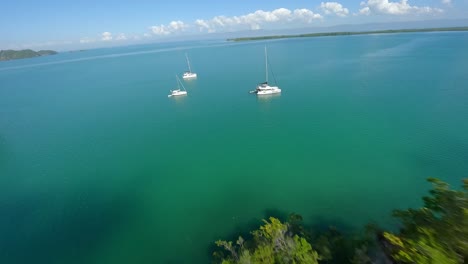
[320,2,350,17]
[359,0,443,15]
[441,0,451,5]
[194,8,322,33]
[151,20,187,35]
[101,32,112,41]
[195,19,214,32]
[115,33,127,40]
[359,6,371,15]
[293,9,323,23]
[151,25,169,35]
[169,20,186,31]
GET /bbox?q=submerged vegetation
[227,27,468,42]
[213,178,468,263]
[0,49,58,61]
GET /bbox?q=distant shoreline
[0,49,58,61]
[227,26,468,42]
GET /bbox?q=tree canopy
[213,178,467,264]
[382,178,467,264]
[214,217,320,264]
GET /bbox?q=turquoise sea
[1,32,468,263]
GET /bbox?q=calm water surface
[1,32,468,263]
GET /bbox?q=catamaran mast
[264,46,268,83]
[176,75,186,91]
[185,53,192,73]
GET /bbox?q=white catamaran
[182,53,197,79]
[168,75,188,97]
[251,46,281,95]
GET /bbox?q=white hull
[257,88,281,95]
[168,90,187,97]
[255,83,281,95]
[183,72,197,79]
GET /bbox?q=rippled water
[1,32,468,263]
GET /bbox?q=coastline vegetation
[212,177,468,263]
[0,49,58,61]
[227,27,468,42]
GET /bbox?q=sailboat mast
[185,53,192,73]
[264,46,268,83]
[176,75,186,91]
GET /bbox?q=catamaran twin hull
[183,72,197,79]
[168,90,187,97]
[255,83,281,95]
[257,88,281,95]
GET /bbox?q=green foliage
[213,217,319,264]
[213,177,466,264]
[383,178,467,263]
[383,229,457,264]
[291,235,320,263]
[0,49,57,61]
[287,213,310,241]
[251,245,275,263]
[310,227,376,264]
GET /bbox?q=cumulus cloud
[194,8,322,33]
[195,19,214,32]
[359,6,371,15]
[169,20,187,30]
[151,25,167,35]
[320,2,350,17]
[441,0,451,5]
[151,20,187,35]
[359,0,443,15]
[293,9,323,22]
[101,32,112,41]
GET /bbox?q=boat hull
[183,73,197,79]
[173,91,187,96]
[168,90,187,97]
[257,88,281,95]
[256,84,281,95]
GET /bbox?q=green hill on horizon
[0,49,58,61]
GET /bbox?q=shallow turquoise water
[1,32,468,263]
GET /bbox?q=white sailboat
[251,46,281,95]
[168,75,187,97]
[182,53,197,79]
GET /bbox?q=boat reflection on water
[256,93,281,114]
[256,92,281,102]
[171,94,188,105]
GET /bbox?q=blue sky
[1,0,466,50]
